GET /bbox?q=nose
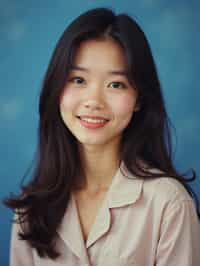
[84,100,104,110]
[83,86,105,110]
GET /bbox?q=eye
[68,76,85,84]
[109,81,127,89]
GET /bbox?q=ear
[134,102,140,112]
[134,88,140,112]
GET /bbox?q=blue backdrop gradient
[1,1,200,265]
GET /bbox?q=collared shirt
[10,162,200,266]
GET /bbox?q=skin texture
[60,37,139,192]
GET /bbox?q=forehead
[71,38,128,72]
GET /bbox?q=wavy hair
[3,7,200,260]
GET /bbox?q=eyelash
[68,76,127,89]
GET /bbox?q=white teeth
[80,117,107,123]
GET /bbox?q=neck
[78,141,121,192]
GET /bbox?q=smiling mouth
[77,115,109,120]
[77,116,109,122]
[76,116,109,129]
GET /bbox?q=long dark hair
[3,7,200,260]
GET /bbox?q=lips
[78,117,109,129]
[77,115,109,121]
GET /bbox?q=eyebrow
[70,65,128,77]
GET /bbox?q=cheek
[60,90,79,112]
[111,94,136,118]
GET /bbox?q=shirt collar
[107,160,144,208]
[56,160,144,256]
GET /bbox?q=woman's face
[60,38,139,148]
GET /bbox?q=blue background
[0,1,200,264]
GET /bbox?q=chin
[78,139,108,146]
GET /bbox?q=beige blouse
[10,162,200,266]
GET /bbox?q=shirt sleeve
[155,199,200,266]
[10,214,34,266]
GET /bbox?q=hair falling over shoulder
[3,7,200,260]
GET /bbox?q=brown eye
[110,81,127,89]
[69,76,84,84]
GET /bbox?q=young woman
[4,7,200,266]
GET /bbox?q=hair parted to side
[3,7,199,260]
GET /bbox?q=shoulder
[121,162,193,205]
[144,174,192,202]
[139,169,197,219]
[137,170,200,227]
[123,161,193,203]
